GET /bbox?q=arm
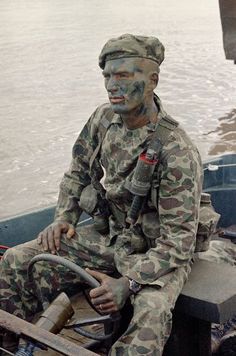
[54,110,103,226]
[114,136,203,285]
[38,105,106,253]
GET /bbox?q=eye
[118,72,130,79]
[103,73,110,80]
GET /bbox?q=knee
[1,247,17,268]
[1,243,34,272]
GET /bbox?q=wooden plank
[0,309,97,356]
[35,293,104,356]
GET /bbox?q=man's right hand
[37,221,76,254]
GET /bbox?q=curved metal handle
[28,253,100,289]
[27,253,121,348]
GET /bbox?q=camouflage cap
[99,33,165,69]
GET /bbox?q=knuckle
[107,292,113,300]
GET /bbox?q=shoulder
[89,102,114,130]
[163,124,200,158]
[160,124,202,177]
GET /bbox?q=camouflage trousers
[0,224,191,356]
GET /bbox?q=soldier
[0,34,203,355]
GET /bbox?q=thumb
[86,268,107,282]
[66,224,76,239]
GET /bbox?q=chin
[110,103,130,114]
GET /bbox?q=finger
[98,302,117,314]
[41,231,49,252]
[47,228,56,254]
[89,286,107,299]
[53,225,62,251]
[91,294,112,306]
[37,233,42,245]
[86,268,107,282]
[66,224,75,239]
[100,302,116,311]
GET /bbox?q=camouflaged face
[99,33,165,69]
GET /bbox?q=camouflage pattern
[99,33,165,70]
[0,95,203,354]
[194,193,221,253]
[0,224,190,356]
[111,264,190,356]
[195,239,236,266]
[0,225,115,320]
[55,94,203,287]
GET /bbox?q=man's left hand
[86,269,130,314]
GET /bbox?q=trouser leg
[0,224,115,321]
[110,265,190,356]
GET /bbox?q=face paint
[103,58,154,115]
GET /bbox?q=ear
[149,72,159,89]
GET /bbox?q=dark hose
[222,230,236,238]
[28,254,100,289]
[27,253,121,349]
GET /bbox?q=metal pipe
[28,254,100,289]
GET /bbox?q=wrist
[127,277,142,295]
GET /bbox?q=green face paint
[103,58,154,115]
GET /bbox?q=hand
[37,221,75,254]
[86,269,130,314]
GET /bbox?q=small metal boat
[0,153,235,355]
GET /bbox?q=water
[0,0,235,219]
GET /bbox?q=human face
[102,57,155,115]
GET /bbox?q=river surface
[0,0,235,219]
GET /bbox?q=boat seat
[163,259,236,356]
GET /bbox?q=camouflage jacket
[55,96,203,286]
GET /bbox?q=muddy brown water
[0,0,235,219]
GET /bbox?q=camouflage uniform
[0,96,202,355]
[0,34,203,355]
[195,239,236,266]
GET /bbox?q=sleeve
[114,135,203,285]
[54,109,103,226]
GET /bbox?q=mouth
[109,97,125,104]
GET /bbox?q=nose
[106,78,119,94]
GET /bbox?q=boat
[203,153,236,235]
[0,153,235,356]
